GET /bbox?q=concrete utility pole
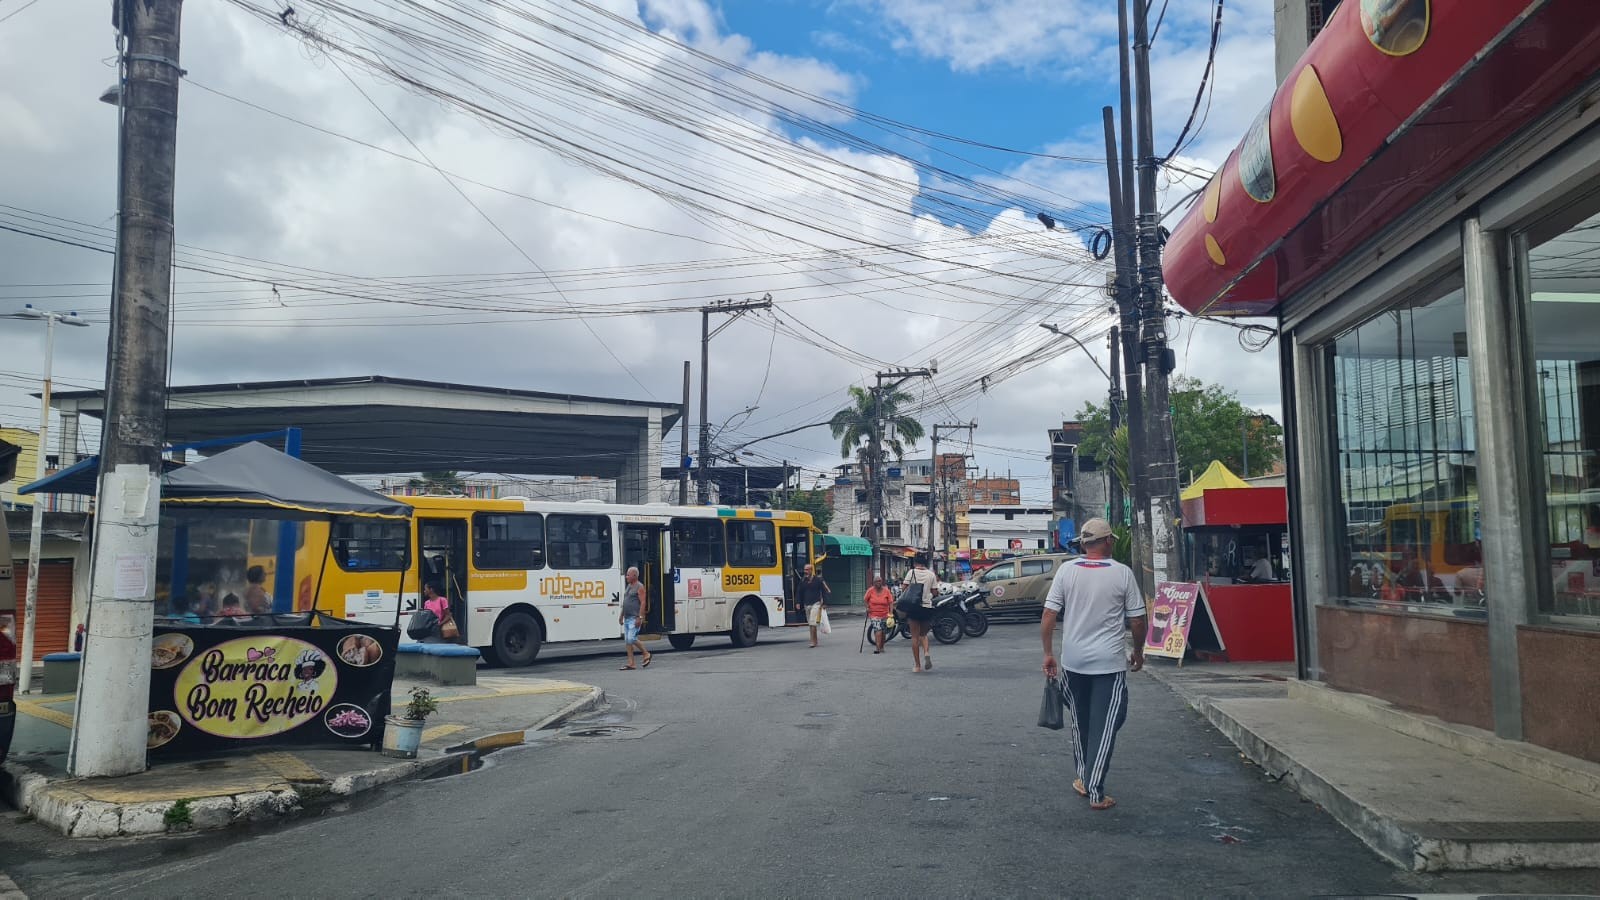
[868,367,934,577]
[71,0,184,778]
[697,295,771,504]
[1132,0,1181,587]
[679,361,690,505]
[929,422,975,575]
[11,306,91,694]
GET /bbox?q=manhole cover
[569,726,630,738]
[558,723,664,742]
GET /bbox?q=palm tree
[829,385,926,471]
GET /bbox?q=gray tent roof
[162,442,411,521]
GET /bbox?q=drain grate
[558,723,663,742]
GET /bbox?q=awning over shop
[1181,460,1285,528]
[162,442,411,521]
[818,534,873,557]
[1163,0,1600,316]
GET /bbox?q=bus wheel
[493,610,543,668]
[729,602,760,648]
[667,634,695,651]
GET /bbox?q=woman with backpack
[899,555,940,673]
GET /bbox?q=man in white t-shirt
[1041,518,1147,810]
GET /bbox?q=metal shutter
[17,559,73,662]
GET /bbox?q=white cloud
[0,0,1282,507]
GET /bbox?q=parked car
[976,552,1081,621]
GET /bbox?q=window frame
[725,519,778,569]
[671,517,725,568]
[329,520,410,573]
[545,513,614,571]
[471,511,546,572]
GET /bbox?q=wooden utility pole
[71,0,184,777]
[697,296,772,504]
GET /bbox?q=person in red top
[863,573,895,654]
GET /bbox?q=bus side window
[726,520,776,568]
[473,512,545,570]
[671,518,724,568]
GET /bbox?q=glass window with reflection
[725,520,777,569]
[671,518,725,568]
[1328,279,1483,615]
[331,520,410,572]
[1523,207,1600,620]
[473,512,545,571]
[546,514,613,570]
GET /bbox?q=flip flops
[1090,796,1117,811]
[1073,779,1088,798]
[619,665,635,670]
[642,654,653,668]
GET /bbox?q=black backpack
[407,608,440,640]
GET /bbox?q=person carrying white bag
[800,563,831,647]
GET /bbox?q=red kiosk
[1180,461,1295,663]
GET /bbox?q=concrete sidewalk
[1144,659,1600,871]
[1,675,602,838]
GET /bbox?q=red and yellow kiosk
[1180,461,1295,663]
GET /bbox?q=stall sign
[1145,582,1201,661]
[148,619,398,756]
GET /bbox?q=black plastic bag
[1037,676,1064,730]
[407,608,440,640]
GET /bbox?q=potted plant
[381,686,438,759]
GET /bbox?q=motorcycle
[888,586,963,644]
[955,588,990,638]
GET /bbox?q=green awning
[819,534,872,556]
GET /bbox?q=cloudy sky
[0,0,1283,503]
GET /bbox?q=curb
[1,686,604,839]
[1143,668,1600,872]
[445,686,606,754]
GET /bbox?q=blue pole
[171,522,190,615]
[273,427,302,613]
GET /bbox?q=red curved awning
[1163,0,1600,316]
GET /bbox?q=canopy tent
[1181,460,1251,502]
[161,442,410,521]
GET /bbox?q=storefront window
[1523,208,1600,620]
[1328,279,1483,615]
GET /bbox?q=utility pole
[71,0,183,778]
[929,422,975,576]
[780,460,789,508]
[12,307,90,695]
[1133,0,1181,587]
[697,295,772,504]
[868,367,934,577]
[1107,326,1124,525]
[679,361,690,505]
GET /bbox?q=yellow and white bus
[294,497,819,666]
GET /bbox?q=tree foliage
[1076,376,1283,481]
[829,385,926,466]
[775,487,834,532]
[408,471,465,493]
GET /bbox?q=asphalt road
[4,621,1599,898]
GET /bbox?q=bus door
[622,524,675,634]
[418,518,469,643]
[780,525,811,625]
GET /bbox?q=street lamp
[8,305,91,694]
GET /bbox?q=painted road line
[421,723,467,743]
[15,698,74,729]
[256,751,325,783]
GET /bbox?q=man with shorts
[619,566,652,670]
[863,573,894,653]
[1040,518,1146,810]
[801,563,831,647]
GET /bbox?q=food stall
[148,442,411,756]
[1180,461,1294,663]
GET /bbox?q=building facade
[967,506,1052,557]
[1048,421,1109,548]
[1163,0,1600,763]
